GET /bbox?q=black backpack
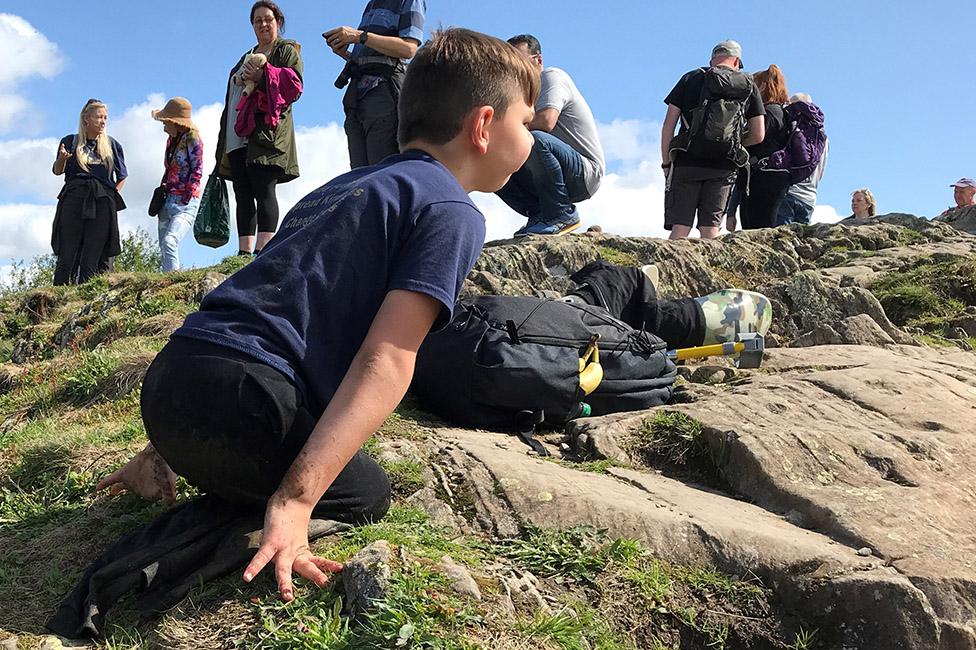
[412,296,677,442]
[670,66,754,167]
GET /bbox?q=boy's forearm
[274,344,415,509]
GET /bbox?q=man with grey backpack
[660,40,766,240]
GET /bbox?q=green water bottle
[570,402,592,420]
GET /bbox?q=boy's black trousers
[141,336,391,523]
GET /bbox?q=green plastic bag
[194,173,230,248]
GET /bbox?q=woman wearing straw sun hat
[152,97,204,272]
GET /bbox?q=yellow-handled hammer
[667,332,765,369]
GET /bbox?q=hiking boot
[694,289,773,345]
[522,214,582,236]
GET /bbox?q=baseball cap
[950,178,976,189]
[711,40,744,65]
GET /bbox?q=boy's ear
[468,106,495,155]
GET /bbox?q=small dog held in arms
[232,53,267,95]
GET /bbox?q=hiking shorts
[664,165,737,231]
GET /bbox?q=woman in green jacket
[216,0,303,256]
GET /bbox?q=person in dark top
[660,40,765,240]
[96,28,539,604]
[51,98,127,285]
[325,0,426,169]
[735,64,792,230]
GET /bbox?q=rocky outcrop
[431,218,976,647]
[3,217,974,648]
[935,205,976,236]
[422,341,976,648]
[466,215,976,350]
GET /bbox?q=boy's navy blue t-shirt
[173,150,485,412]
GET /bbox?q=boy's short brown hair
[398,28,540,146]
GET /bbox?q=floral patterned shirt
[163,129,204,204]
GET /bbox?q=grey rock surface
[341,540,392,618]
[437,555,482,601]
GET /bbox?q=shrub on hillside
[1,228,163,297]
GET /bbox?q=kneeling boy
[97,29,539,602]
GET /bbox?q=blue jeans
[776,193,815,225]
[496,131,590,224]
[158,194,199,272]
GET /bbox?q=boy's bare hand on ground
[95,443,177,502]
[243,496,343,602]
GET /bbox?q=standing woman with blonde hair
[51,98,127,285]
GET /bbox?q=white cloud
[0,93,31,133]
[0,136,63,200]
[812,203,843,224]
[0,203,55,258]
[475,119,673,240]
[276,123,352,209]
[597,119,663,164]
[0,14,64,134]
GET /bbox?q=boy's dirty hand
[243,496,343,602]
[96,443,177,502]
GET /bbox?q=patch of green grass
[572,458,620,474]
[596,246,640,268]
[0,470,94,526]
[621,559,673,605]
[497,525,641,585]
[873,283,941,324]
[134,294,192,318]
[518,604,636,650]
[0,378,55,422]
[870,258,976,329]
[250,561,482,649]
[380,459,428,498]
[896,228,925,246]
[789,627,818,650]
[77,274,111,300]
[3,312,30,337]
[634,411,707,467]
[677,565,763,603]
[323,506,483,565]
[214,254,254,276]
[63,349,122,404]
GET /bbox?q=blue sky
[1,1,973,272]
